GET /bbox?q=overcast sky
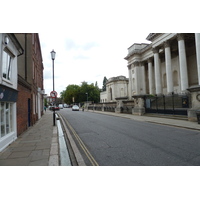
[38,1,152,96]
[37,0,198,97]
[5,0,198,98]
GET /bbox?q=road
[59,109,200,166]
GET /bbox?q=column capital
[127,64,131,70]
[133,61,140,67]
[148,57,153,63]
[177,33,185,41]
[164,40,171,48]
[140,61,145,66]
[152,47,159,54]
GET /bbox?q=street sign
[50,91,57,98]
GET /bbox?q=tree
[60,81,101,104]
[102,76,107,91]
[61,84,80,104]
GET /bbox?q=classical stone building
[100,76,129,102]
[98,33,200,120]
[124,33,200,120]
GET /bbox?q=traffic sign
[50,91,57,98]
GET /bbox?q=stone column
[148,58,154,94]
[195,33,200,85]
[153,47,162,95]
[141,62,146,94]
[164,41,173,94]
[177,34,189,92]
[134,61,140,94]
[127,65,132,99]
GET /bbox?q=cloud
[73,54,89,60]
[65,38,99,51]
[82,42,99,50]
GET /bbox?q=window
[2,50,13,81]
[163,73,167,88]
[0,102,13,138]
[173,70,178,86]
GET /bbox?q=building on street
[99,33,200,121]
[0,33,24,151]
[15,33,44,136]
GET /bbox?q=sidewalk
[0,110,59,166]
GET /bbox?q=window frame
[0,102,13,138]
[2,48,14,82]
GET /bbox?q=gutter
[7,33,24,57]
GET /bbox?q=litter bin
[196,109,200,124]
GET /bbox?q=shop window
[0,102,13,138]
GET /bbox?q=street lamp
[86,92,88,109]
[51,49,56,126]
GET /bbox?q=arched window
[163,73,167,88]
[173,70,178,86]
[132,78,135,92]
[110,88,112,100]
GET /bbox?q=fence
[145,94,191,115]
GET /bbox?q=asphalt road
[59,109,200,166]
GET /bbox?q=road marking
[61,115,99,166]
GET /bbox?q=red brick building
[15,33,44,136]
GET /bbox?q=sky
[4,0,198,98]
[37,0,198,97]
[38,1,152,97]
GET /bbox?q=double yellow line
[61,115,99,166]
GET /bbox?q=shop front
[0,85,18,151]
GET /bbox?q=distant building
[100,76,129,102]
[0,34,24,151]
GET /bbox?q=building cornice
[146,33,162,41]
[124,43,152,60]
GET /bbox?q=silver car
[72,105,79,111]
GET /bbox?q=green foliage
[102,76,107,91]
[44,98,48,107]
[60,81,101,104]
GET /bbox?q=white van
[58,104,63,109]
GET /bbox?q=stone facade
[99,33,200,120]
[100,76,129,103]
[124,33,200,120]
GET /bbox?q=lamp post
[51,49,56,126]
[86,92,88,110]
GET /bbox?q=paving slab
[0,110,58,166]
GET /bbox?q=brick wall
[17,83,31,136]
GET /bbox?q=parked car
[59,104,63,109]
[72,105,79,111]
[52,106,60,111]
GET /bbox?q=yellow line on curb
[60,114,99,166]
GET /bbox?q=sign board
[50,91,57,98]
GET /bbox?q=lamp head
[50,49,56,60]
